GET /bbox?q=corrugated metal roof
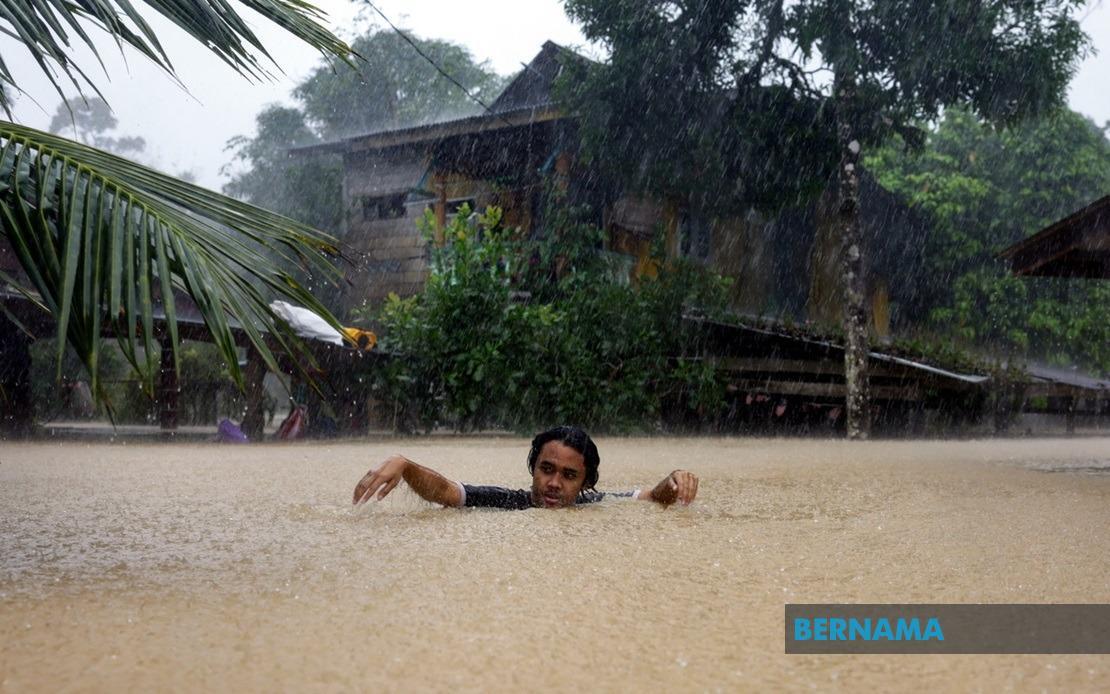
[1025,363,1110,391]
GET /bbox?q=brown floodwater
[1,436,1108,692]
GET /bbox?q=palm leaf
[0,0,354,115]
[0,120,344,400]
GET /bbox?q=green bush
[366,204,730,433]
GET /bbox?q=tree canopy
[561,0,1090,213]
[560,0,1090,437]
[868,108,1110,374]
[295,29,506,140]
[48,97,146,159]
[222,28,505,255]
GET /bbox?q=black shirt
[460,485,637,510]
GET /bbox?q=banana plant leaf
[0,121,345,403]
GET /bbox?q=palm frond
[0,120,344,398]
[0,0,354,114]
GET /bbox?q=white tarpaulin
[269,300,343,345]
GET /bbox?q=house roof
[999,194,1110,279]
[292,41,576,157]
[487,40,577,113]
[1025,363,1110,392]
[686,314,989,389]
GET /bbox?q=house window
[447,198,477,215]
[362,194,406,221]
[426,198,478,217]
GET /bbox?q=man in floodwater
[353,425,698,509]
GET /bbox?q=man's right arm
[353,455,463,507]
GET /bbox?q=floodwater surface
[1,437,1108,692]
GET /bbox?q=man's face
[530,441,587,508]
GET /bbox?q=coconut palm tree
[0,0,354,402]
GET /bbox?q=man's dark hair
[527,426,600,490]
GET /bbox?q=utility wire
[1078,0,1102,24]
[363,1,517,127]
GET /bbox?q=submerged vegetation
[364,205,729,433]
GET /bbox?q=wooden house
[295,41,932,338]
[1000,193,1110,279]
[0,43,948,437]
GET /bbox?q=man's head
[527,426,600,508]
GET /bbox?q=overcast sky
[3,0,1108,190]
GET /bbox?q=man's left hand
[648,470,699,505]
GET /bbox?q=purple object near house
[217,418,249,443]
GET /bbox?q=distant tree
[562,0,1089,437]
[223,106,343,233]
[223,29,505,240]
[296,29,507,139]
[48,97,146,158]
[868,108,1110,374]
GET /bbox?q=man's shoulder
[461,484,533,510]
[576,489,638,504]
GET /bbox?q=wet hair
[527,426,600,491]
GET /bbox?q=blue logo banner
[785,604,1110,654]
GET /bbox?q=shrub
[367,204,730,433]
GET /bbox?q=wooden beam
[711,356,933,382]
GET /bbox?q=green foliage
[1,0,353,425]
[296,30,507,139]
[366,205,730,433]
[561,0,1090,216]
[867,108,1110,374]
[1,122,343,402]
[223,29,505,244]
[222,106,343,234]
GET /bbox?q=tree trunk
[834,74,871,439]
[240,347,268,440]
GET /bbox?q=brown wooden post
[554,152,572,195]
[158,337,178,436]
[433,172,447,247]
[240,347,267,440]
[663,201,680,263]
[870,279,891,339]
[1065,393,1077,434]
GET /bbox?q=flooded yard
[1,436,1108,691]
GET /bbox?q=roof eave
[290,106,566,157]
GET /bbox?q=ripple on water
[1021,458,1110,475]
[0,437,1108,691]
